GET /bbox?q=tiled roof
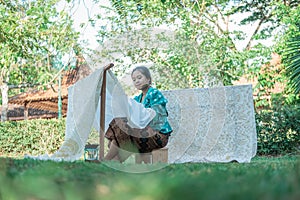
[9,80,69,114]
[8,60,92,117]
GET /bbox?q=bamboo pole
[99,63,114,161]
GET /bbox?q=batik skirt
[105,118,170,154]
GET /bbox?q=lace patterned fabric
[162,85,257,163]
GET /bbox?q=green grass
[0,156,299,200]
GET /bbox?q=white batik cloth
[26,67,156,161]
[162,85,257,163]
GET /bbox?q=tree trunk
[1,83,9,122]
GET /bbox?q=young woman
[104,66,172,163]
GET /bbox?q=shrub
[0,119,66,157]
[0,118,100,158]
[256,103,300,155]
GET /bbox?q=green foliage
[0,156,299,199]
[0,0,79,121]
[282,28,300,94]
[0,118,101,158]
[97,0,251,88]
[256,99,300,155]
[274,3,300,94]
[103,0,300,89]
[150,39,204,90]
[249,3,300,157]
[0,119,66,157]
[284,36,300,93]
[249,65,285,109]
[0,0,79,87]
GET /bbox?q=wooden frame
[99,63,114,161]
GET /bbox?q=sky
[56,0,113,67]
[58,0,111,50]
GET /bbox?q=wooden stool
[152,147,168,163]
[135,147,168,164]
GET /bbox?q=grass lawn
[0,155,299,200]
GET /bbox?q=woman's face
[131,70,150,90]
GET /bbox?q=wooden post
[24,102,28,120]
[99,63,114,161]
[58,72,62,119]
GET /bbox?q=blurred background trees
[0,0,79,121]
[0,0,299,154]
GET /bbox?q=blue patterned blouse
[134,87,173,135]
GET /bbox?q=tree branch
[245,14,271,50]
[213,2,227,29]
[203,12,237,51]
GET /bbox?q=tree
[88,0,299,90]
[0,0,79,121]
[275,3,300,94]
[99,0,247,88]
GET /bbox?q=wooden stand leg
[99,63,114,161]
